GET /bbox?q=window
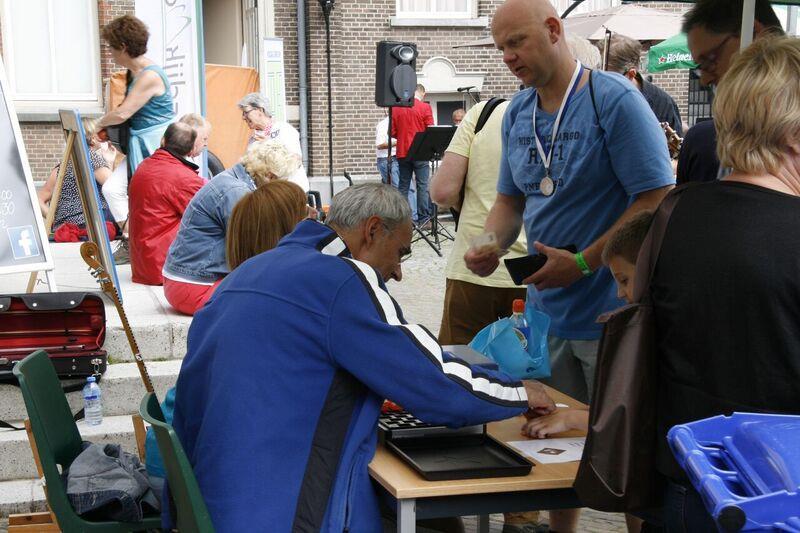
[1,0,102,112]
[396,0,477,19]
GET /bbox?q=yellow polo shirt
[444,100,528,289]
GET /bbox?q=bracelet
[575,252,592,276]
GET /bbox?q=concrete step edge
[0,415,143,482]
[0,361,181,421]
[0,478,47,518]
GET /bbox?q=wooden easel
[25,131,76,293]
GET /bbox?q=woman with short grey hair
[237,92,307,188]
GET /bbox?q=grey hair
[237,92,272,116]
[327,183,411,231]
[179,112,210,129]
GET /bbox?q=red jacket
[391,98,434,159]
[128,149,205,285]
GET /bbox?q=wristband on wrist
[575,251,592,276]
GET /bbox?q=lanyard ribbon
[533,61,583,178]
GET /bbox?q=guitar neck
[107,286,155,394]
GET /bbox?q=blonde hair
[179,113,210,129]
[714,36,800,175]
[567,34,602,70]
[226,180,307,270]
[81,117,100,145]
[241,140,301,186]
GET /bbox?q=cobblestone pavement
[390,222,626,533]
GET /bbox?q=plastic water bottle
[82,376,103,426]
[510,299,530,351]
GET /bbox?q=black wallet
[504,244,578,285]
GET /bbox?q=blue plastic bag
[469,303,551,379]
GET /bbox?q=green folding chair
[139,392,215,532]
[12,350,162,532]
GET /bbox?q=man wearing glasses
[677,0,783,185]
[169,183,557,531]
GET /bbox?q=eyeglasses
[381,223,412,263]
[693,34,735,76]
[241,108,257,120]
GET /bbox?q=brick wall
[8,0,695,180]
[280,0,696,177]
[277,0,522,177]
[0,0,134,181]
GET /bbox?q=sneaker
[112,238,130,265]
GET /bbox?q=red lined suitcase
[0,292,108,381]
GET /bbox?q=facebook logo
[7,225,40,260]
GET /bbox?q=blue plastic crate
[668,413,800,532]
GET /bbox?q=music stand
[407,126,456,254]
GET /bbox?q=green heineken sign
[648,33,698,72]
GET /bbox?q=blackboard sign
[0,61,54,277]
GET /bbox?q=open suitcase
[0,292,108,381]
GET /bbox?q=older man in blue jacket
[171,183,553,532]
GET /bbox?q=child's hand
[521,408,588,439]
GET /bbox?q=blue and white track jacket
[172,220,528,532]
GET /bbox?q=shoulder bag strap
[588,70,604,134]
[450,97,508,228]
[474,97,506,135]
[633,184,692,303]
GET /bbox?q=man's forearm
[582,185,672,270]
[485,194,525,250]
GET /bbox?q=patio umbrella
[647,33,697,72]
[561,4,683,41]
[455,4,683,48]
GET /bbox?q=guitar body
[661,122,683,160]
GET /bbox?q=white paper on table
[507,437,586,464]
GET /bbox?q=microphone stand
[319,0,335,199]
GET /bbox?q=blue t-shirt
[497,70,675,340]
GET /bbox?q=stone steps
[0,360,180,422]
[0,479,47,517]
[0,415,144,482]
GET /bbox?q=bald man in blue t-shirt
[466,0,674,408]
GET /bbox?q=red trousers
[163,277,223,316]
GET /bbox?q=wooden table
[369,387,587,533]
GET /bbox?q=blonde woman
[37,117,118,232]
[162,140,307,315]
[649,36,800,531]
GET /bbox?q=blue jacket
[171,220,528,532]
[163,163,255,283]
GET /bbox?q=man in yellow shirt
[431,100,528,345]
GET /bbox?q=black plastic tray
[386,434,533,481]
